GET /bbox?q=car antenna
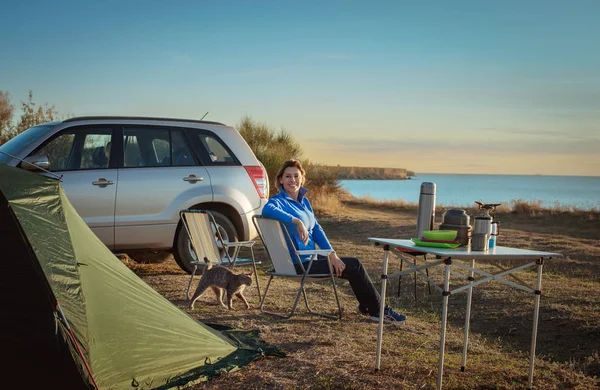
[0,150,63,181]
[200,111,209,120]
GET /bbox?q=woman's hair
[275,159,306,187]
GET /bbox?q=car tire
[173,210,239,274]
[128,250,171,264]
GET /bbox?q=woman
[261,159,406,324]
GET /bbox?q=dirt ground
[128,203,600,389]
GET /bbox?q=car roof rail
[62,116,226,126]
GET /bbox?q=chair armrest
[296,249,334,257]
[224,240,255,248]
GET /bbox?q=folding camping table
[368,238,562,390]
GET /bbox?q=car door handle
[92,178,115,187]
[183,174,204,183]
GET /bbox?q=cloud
[306,134,600,155]
[479,127,598,141]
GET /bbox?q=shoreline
[338,177,600,212]
[339,194,600,217]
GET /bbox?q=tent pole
[56,302,100,390]
[0,150,63,181]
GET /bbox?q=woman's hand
[329,253,346,277]
[292,218,309,246]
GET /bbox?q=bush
[237,116,346,212]
[237,116,302,194]
[303,161,345,213]
[303,161,342,196]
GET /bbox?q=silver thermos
[472,215,492,251]
[416,182,436,239]
[474,215,492,235]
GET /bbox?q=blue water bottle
[489,222,498,248]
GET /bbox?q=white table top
[368,238,562,261]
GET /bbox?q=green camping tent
[0,164,280,389]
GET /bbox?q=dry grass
[345,196,418,211]
[308,190,346,214]
[127,199,600,390]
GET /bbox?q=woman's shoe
[369,306,407,324]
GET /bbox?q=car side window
[82,134,112,169]
[203,136,231,163]
[186,129,239,166]
[123,127,196,168]
[171,130,196,166]
[152,138,170,165]
[35,133,75,171]
[34,128,112,171]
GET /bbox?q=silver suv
[0,116,268,273]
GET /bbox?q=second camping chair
[252,215,342,320]
[181,209,261,300]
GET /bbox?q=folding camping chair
[252,215,342,320]
[181,209,261,300]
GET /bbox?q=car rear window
[185,129,239,166]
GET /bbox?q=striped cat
[189,258,253,310]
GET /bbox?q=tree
[0,91,14,145]
[14,90,59,135]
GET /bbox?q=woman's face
[280,166,303,195]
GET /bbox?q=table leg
[528,258,544,390]
[461,259,476,371]
[376,245,390,370]
[437,259,452,390]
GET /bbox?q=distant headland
[322,165,415,180]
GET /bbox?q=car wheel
[128,250,171,264]
[173,211,239,274]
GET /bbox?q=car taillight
[244,166,267,199]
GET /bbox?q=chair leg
[302,277,342,320]
[397,254,430,300]
[330,272,343,319]
[425,256,432,295]
[413,258,418,301]
[302,287,311,312]
[228,246,241,268]
[186,264,198,300]
[397,256,404,297]
[260,274,341,320]
[287,275,309,318]
[259,275,274,314]
[249,246,261,299]
[260,274,305,319]
[259,275,279,316]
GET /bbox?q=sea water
[341,174,600,211]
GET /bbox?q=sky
[2,1,599,176]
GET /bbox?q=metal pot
[439,223,472,247]
[442,209,470,226]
